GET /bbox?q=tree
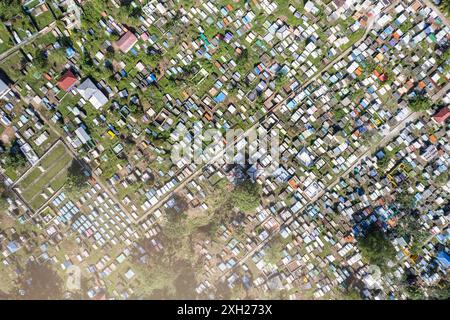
[408,95,433,112]
[3,151,26,169]
[405,284,426,300]
[34,49,49,69]
[442,1,450,16]
[396,191,416,213]
[119,0,133,6]
[394,190,429,255]
[264,235,289,265]
[357,225,396,271]
[0,140,27,171]
[66,160,89,191]
[274,72,287,91]
[0,0,21,20]
[80,0,102,28]
[428,280,450,300]
[130,6,142,18]
[434,172,448,186]
[0,180,10,210]
[58,35,73,49]
[134,263,177,298]
[105,45,115,59]
[231,179,262,212]
[345,288,362,300]
[236,47,249,63]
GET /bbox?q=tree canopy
[408,95,433,112]
[0,140,27,171]
[263,235,290,265]
[357,225,396,270]
[231,179,262,212]
[0,0,22,21]
[0,180,10,210]
[66,159,90,191]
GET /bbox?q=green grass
[28,194,46,210]
[20,153,72,209]
[12,14,36,40]
[38,143,67,169]
[57,94,81,117]
[24,0,42,10]
[16,143,72,210]
[0,23,13,54]
[345,29,365,49]
[273,0,304,26]
[30,129,59,157]
[18,166,43,187]
[20,152,70,196]
[49,168,69,191]
[4,167,19,181]
[0,52,24,82]
[34,10,55,30]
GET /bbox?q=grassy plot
[38,142,67,168]
[4,167,19,181]
[33,10,55,30]
[18,143,66,188]
[12,14,36,41]
[20,152,71,199]
[16,142,72,210]
[0,52,24,82]
[0,23,13,54]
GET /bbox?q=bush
[264,235,290,265]
[408,95,433,112]
[0,181,10,210]
[0,141,27,171]
[66,159,89,191]
[231,179,262,212]
[357,225,396,270]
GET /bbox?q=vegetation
[0,180,11,210]
[375,146,403,173]
[264,235,291,265]
[399,19,414,33]
[434,172,448,186]
[440,0,450,17]
[396,191,416,213]
[133,262,178,298]
[66,159,90,191]
[0,0,22,21]
[0,140,27,171]
[333,108,347,121]
[357,225,396,271]
[428,280,450,300]
[405,283,426,300]
[339,287,362,300]
[408,95,433,112]
[402,274,450,300]
[396,210,427,256]
[131,195,201,299]
[231,179,262,212]
[16,143,72,210]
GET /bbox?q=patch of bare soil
[0,126,14,145]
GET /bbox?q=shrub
[231,179,262,212]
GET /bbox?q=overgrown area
[264,234,291,265]
[230,179,262,212]
[408,94,433,112]
[357,225,396,271]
